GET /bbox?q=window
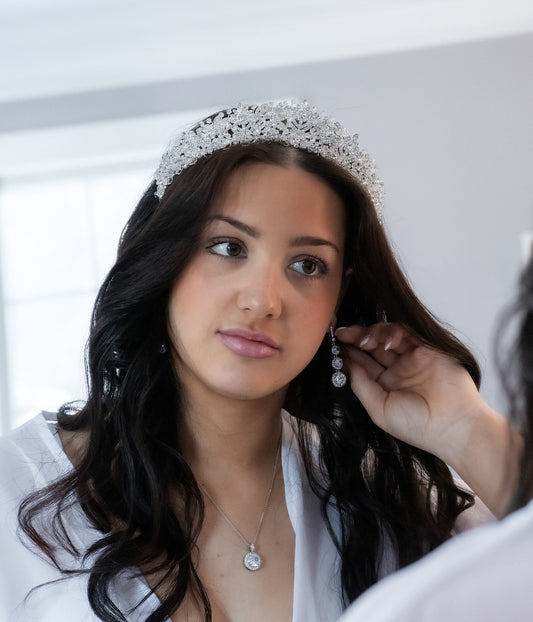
[0,109,211,432]
[0,167,153,430]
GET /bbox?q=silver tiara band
[154,100,384,220]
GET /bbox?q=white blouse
[0,411,489,622]
[339,496,533,622]
[0,411,344,622]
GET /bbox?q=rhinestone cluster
[243,544,262,571]
[330,332,347,388]
[154,100,384,220]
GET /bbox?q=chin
[210,375,289,402]
[217,385,283,402]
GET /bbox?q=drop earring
[159,343,167,354]
[329,326,346,388]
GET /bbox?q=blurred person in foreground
[338,255,533,622]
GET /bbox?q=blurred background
[0,0,532,433]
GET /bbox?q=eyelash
[206,238,246,259]
[205,238,329,279]
[291,257,329,279]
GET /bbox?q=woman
[0,101,509,621]
[338,256,532,622]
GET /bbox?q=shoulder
[0,413,87,620]
[340,499,533,622]
[0,412,72,503]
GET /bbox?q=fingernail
[335,326,348,337]
[359,336,370,347]
[384,339,392,351]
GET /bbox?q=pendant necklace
[200,439,281,571]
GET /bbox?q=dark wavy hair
[18,140,478,621]
[496,256,533,511]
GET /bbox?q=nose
[236,263,283,319]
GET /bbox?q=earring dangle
[159,343,167,354]
[329,326,346,388]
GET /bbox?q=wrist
[449,403,523,517]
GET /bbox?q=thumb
[348,362,388,423]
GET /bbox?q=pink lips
[218,329,280,359]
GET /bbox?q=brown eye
[291,257,327,278]
[301,259,317,275]
[226,242,241,257]
[207,240,246,258]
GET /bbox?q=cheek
[290,292,337,354]
[168,265,230,341]
[168,273,200,339]
[171,260,213,308]
[174,274,211,310]
[295,276,342,324]
[297,300,331,328]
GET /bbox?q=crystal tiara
[154,100,384,220]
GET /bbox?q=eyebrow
[209,216,258,238]
[208,215,340,253]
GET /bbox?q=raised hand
[336,323,521,516]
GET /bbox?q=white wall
[0,33,532,418]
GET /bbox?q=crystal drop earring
[159,343,167,354]
[329,326,347,388]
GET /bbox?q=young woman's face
[168,162,346,404]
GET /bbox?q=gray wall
[1,33,532,408]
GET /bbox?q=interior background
[0,0,532,432]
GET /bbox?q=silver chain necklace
[200,440,281,571]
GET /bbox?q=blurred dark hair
[19,139,478,621]
[496,256,533,510]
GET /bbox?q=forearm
[445,404,523,518]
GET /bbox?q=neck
[178,383,285,476]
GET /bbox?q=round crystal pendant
[243,546,262,571]
[332,371,347,388]
[332,357,343,370]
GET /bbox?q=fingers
[336,322,419,369]
[344,345,399,396]
[336,323,418,352]
[344,347,386,382]
[346,360,388,421]
[338,325,423,426]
